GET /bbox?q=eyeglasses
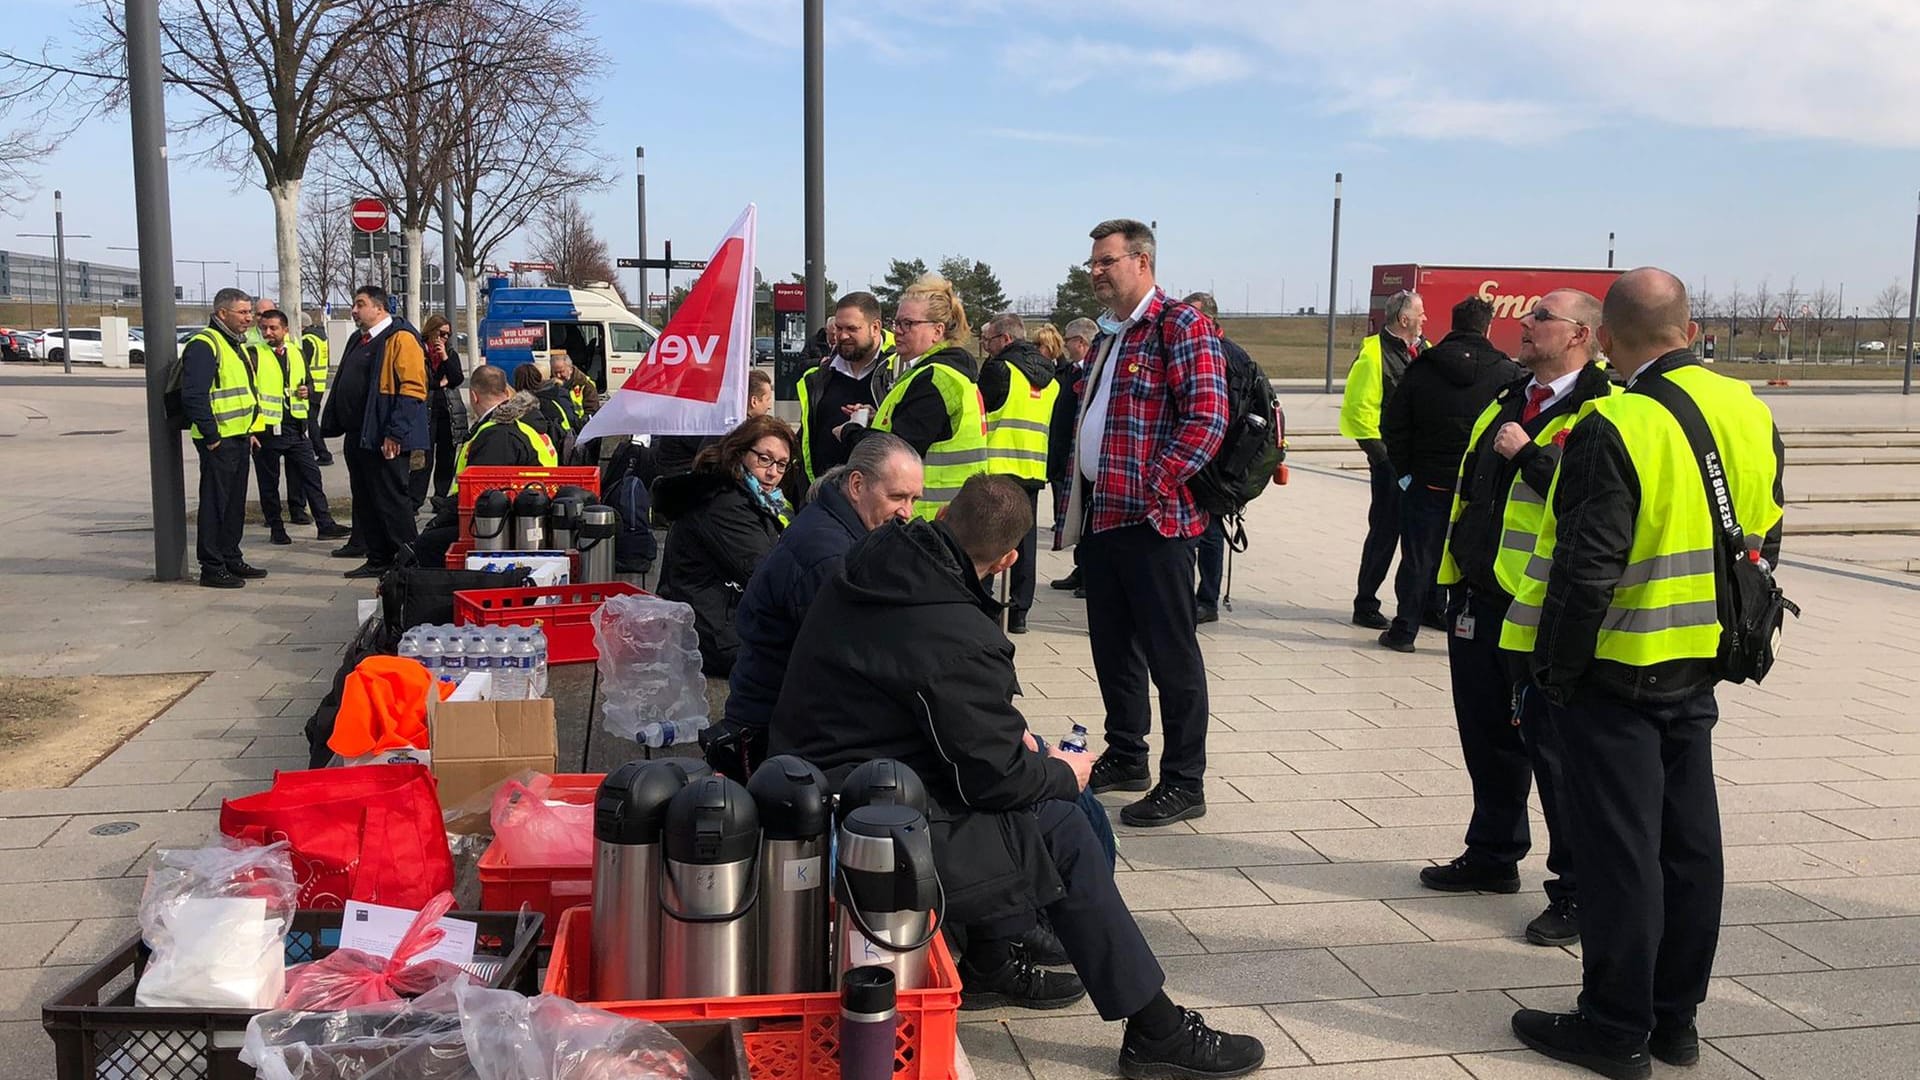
[749,448,791,474]
[434,330,452,339]
[892,317,936,330]
[1527,307,1585,328]
[1083,251,1144,273]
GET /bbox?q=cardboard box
[427,694,558,806]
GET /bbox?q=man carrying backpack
[1181,293,1260,624]
[1063,219,1228,828]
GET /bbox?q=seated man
[413,364,558,567]
[769,474,1265,1079]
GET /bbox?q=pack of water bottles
[398,623,550,701]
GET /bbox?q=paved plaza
[3,366,1919,1078]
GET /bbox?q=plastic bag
[592,594,709,742]
[243,983,469,1080]
[492,773,595,866]
[279,892,468,1010]
[136,840,298,1008]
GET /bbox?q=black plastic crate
[42,908,542,1080]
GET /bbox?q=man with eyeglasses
[796,291,897,486]
[1425,289,1613,948]
[1342,289,1428,629]
[1062,218,1228,828]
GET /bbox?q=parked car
[753,335,774,364]
[34,328,105,365]
[0,327,23,361]
[1862,340,1888,352]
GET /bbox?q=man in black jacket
[1379,297,1522,651]
[411,366,558,567]
[978,313,1058,633]
[769,475,1265,1079]
[179,288,267,589]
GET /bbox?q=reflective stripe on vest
[190,328,259,440]
[303,332,330,393]
[875,349,988,521]
[1499,367,1782,663]
[984,364,1059,482]
[251,342,305,427]
[1337,334,1385,440]
[449,418,559,493]
[795,366,825,484]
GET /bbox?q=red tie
[360,331,372,346]
[1521,384,1553,423]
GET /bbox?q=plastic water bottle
[398,628,423,668]
[1062,724,1089,753]
[505,628,538,701]
[528,621,549,698]
[417,628,444,678]
[490,629,526,701]
[440,627,466,681]
[638,718,709,749]
[464,630,494,694]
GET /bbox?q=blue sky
[9,0,1920,314]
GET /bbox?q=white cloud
[1001,38,1255,92]
[978,127,1118,148]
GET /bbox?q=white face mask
[1096,313,1124,336]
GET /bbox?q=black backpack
[1157,307,1284,543]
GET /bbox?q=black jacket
[1450,364,1616,601]
[722,480,868,735]
[1357,332,1417,468]
[844,346,979,458]
[768,519,1080,927]
[463,392,551,467]
[1047,357,1083,484]
[1533,351,1786,706]
[1383,330,1523,487]
[980,341,1057,489]
[654,467,787,676]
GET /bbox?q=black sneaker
[1377,630,1416,653]
[1121,783,1206,828]
[1526,897,1580,946]
[1016,922,1070,967]
[228,561,269,579]
[1050,569,1082,591]
[1511,1009,1651,1080]
[316,523,351,540]
[1090,754,1151,795]
[1072,585,1087,599]
[1649,1016,1699,1067]
[199,567,245,589]
[1352,609,1390,630]
[332,542,368,559]
[314,454,335,466]
[344,561,392,580]
[269,527,293,546]
[1419,854,1521,894]
[1195,604,1219,625]
[288,511,314,525]
[1008,611,1029,635]
[958,954,1086,1011]
[1121,1008,1266,1079]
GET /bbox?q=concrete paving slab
[1119,831,1328,871]
[1777,873,1920,918]
[1797,836,1920,875]
[1298,824,1475,863]
[1718,883,1846,926]
[1332,939,1582,996]
[1708,925,1830,977]
[1007,1006,1308,1079]
[1157,947,1375,1008]
[1508,978,1810,1038]
[0,920,75,970]
[955,1022,1033,1080]
[1755,915,1920,968]
[0,783,211,818]
[1806,806,1920,839]
[1243,861,1445,906]
[1716,1024,1920,1080]
[1177,900,1428,952]
[1456,1044,1757,1079]
[1225,774,1422,803]
[1183,800,1379,833]
[1115,868,1271,911]
[1386,894,1554,942]
[1270,990,1523,1063]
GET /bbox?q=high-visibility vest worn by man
[982,347,1060,483]
[796,338,897,485]
[186,326,260,442]
[251,341,287,433]
[302,329,330,394]
[451,399,559,492]
[867,340,989,520]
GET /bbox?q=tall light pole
[1608,231,1616,269]
[17,190,92,374]
[1906,190,1919,396]
[441,176,457,321]
[175,258,230,305]
[129,0,188,581]
[802,0,826,336]
[1323,172,1343,394]
[635,146,647,315]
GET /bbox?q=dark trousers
[432,404,458,499]
[1050,478,1071,551]
[1554,689,1722,1043]
[1354,455,1401,616]
[254,427,336,531]
[1194,518,1225,609]
[978,799,1163,1021]
[344,444,418,564]
[1008,486,1039,615]
[1387,482,1452,642]
[1445,589,1575,900]
[1081,523,1210,789]
[308,401,332,463]
[194,437,251,572]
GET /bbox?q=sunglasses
[1527,307,1585,327]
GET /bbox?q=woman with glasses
[838,275,989,520]
[654,414,797,676]
[413,314,467,506]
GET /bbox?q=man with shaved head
[1425,288,1615,949]
[1502,268,1786,1079]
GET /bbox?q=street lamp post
[175,258,231,308]
[1323,172,1342,394]
[17,190,93,374]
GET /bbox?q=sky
[7,0,1920,315]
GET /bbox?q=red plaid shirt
[1078,290,1228,539]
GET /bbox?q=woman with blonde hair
[837,274,989,520]
[1030,322,1066,362]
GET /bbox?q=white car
[1862,340,1887,353]
[33,328,105,365]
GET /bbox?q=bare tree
[1691,283,1715,328]
[1873,281,1909,342]
[1744,279,1773,324]
[297,184,355,315]
[1810,284,1842,351]
[529,197,622,294]
[1779,276,1804,322]
[1725,282,1746,346]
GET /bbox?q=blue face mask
[1096,313,1124,336]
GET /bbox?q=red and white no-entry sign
[350,197,388,233]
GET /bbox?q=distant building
[0,249,145,305]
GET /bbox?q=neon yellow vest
[795,344,898,485]
[303,332,330,393]
[450,418,559,494]
[874,343,989,520]
[253,341,314,425]
[1338,334,1386,439]
[189,328,258,441]
[984,363,1058,482]
[1438,378,1620,596]
[1500,366,1783,663]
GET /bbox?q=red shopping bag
[219,763,455,909]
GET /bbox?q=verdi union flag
[578,203,756,440]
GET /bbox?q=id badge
[1454,612,1477,640]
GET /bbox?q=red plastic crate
[455,465,600,549]
[477,773,602,946]
[545,906,960,1080]
[452,583,645,664]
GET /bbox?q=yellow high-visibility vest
[874,343,989,521]
[449,418,559,494]
[188,328,258,441]
[303,331,330,394]
[984,363,1058,482]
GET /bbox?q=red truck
[1369,264,1625,356]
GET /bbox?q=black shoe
[1419,854,1521,894]
[199,567,245,589]
[1050,569,1082,591]
[332,542,367,559]
[1649,1016,1700,1067]
[288,511,314,525]
[958,954,1086,1012]
[1072,585,1087,599]
[1121,783,1206,828]
[344,561,391,580]
[1377,630,1415,653]
[1527,896,1581,946]
[1421,611,1450,632]
[1015,922,1070,967]
[1121,1008,1266,1079]
[316,523,351,540]
[1195,604,1219,625]
[1089,754,1151,795]
[1008,611,1029,635]
[1511,1009,1651,1080]
[314,454,335,466]
[1352,609,1390,630]
[269,528,293,546]
[228,561,269,579]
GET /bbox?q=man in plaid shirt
[1062,219,1229,827]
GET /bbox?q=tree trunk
[403,225,426,328]
[464,265,483,369]
[271,178,303,318]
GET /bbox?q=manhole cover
[89,821,140,836]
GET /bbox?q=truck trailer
[477,276,660,392]
[1369,264,1625,356]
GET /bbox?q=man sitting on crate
[768,474,1265,1080]
[413,364,559,568]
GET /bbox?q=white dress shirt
[1078,289,1157,482]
